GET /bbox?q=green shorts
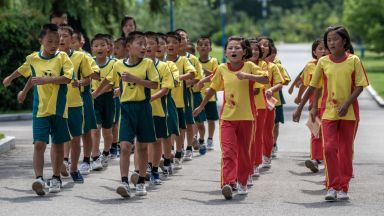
[33,115,70,144]
[184,88,194,125]
[192,92,207,123]
[154,116,168,139]
[94,91,115,129]
[275,105,285,124]
[204,101,219,121]
[119,101,156,144]
[81,91,97,133]
[114,97,121,124]
[177,108,187,130]
[68,106,84,137]
[166,94,179,136]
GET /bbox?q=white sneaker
[32,178,46,196]
[61,161,70,177]
[130,172,139,187]
[174,158,183,170]
[221,184,233,200]
[247,175,254,186]
[183,150,193,161]
[261,156,271,168]
[237,184,248,195]
[91,157,103,171]
[337,191,349,201]
[325,188,337,201]
[305,160,319,173]
[79,162,91,175]
[206,139,214,150]
[253,166,260,177]
[100,154,109,167]
[135,183,147,196]
[271,145,278,158]
[48,178,61,193]
[116,182,131,198]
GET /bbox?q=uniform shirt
[310,54,369,121]
[253,60,269,109]
[210,61,266,121]
[91,57,116,92]
[169,56,196,108]
[18,51,74,118]
[111,58,159,103]
[151,59,175,117]
[167,61,180,86]
[186,53,203,93]
[301,59,322,108]
[200,57,219,102]
[79,51,100,93]
[265,62,285,106]
[67,50,93,107]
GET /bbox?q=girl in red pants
[193,36,268,200]
[295,39,328,173]
[293,26,369,202]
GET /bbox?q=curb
[0,136,16,154]
[0,113,32,122]
[366,86,384,107]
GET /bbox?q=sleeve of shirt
[354,56,369,87]
[168,62,180,86]
[105,61,116,86]
[250,62,267,76]
[277,63,291,83]
[161,65,175,89]
[193,58,203,81]
[62,53,74,80]
[17,55,32,78]
[80,55,93,78]
[271,64,283,85]
[184,58,197,77]
[147,61,160,84]
[210,66,224,91]
[309,60,324,88]
[302,64,311,87]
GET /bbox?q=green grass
[0,109,31,115]
[361,52,384,98]
[0,133,4,140]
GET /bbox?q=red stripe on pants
[322,119,358,192]
[220,120,254,187]
[263,109,275,158]
[310,108,323,160]
[251,109,266,168]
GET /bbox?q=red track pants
[263,109,275,158]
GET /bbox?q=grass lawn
[0,109,31,115]
[0,133,4,140]
[361,52,384,98]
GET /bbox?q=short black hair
[91,33,109,45]
[145,31,159,44]
[311,38,322,59]
[103,34,114,45]
[197,36,212,46]
[73,30,84,41]
[156,32,167,42]
[165,32,181,43]
[175,29,188,40]
[58,25,74,35]
[39,24,59,38]
[224,36,252,60]
[49,11,67,21]
[324,26,354,54]
[125,31,145,44]
[114,37,126,46]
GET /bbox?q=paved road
[1,44,383,216]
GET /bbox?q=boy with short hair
[3,24,73,195]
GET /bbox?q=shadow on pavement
[75,195,143,204]
[182,195,251,205]
[301,188,326,196]
[0,193,61,203]
[300,179,325,185]
[286,200,352,208]
[288,170,324,177]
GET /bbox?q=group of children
[2,12,368,202]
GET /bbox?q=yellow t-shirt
[167,61,180,86]
[210,61,266,121]
[301,59,322,108]
[17,51,74,118]
[91,57,116,92]
[151,59,175,117]
[186,53,203,93]
[67,50,93,107]
[310,54,369,121]
[276,63,291,84]
[170,56,196,108]
[265,62,285,106]
[200,57,219,102]
[111,58,159,103]
[253,60,269,109]
[81,52,100,93]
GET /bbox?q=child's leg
[237,121,255,186]
[208,121,215,139]
[101,127,113,154]
[133,144,139,172]
[322,120,341,191]
[69,136,81,172]
[186,124,194,148]
[119,141,132,178]
[137,143,149,178]
[64,142,70,161]
[197,122,205,141]
[82,131,93,159]
[273,123,279,145]
[33,141,47,177]
[51,144,65,177]
[339,120,358,192]
[263,109,275,158]
[152,139,163,168]
[255,109,266,166]
[176,129,185,154]
[91,127,101,157]
[220,120,238,187]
